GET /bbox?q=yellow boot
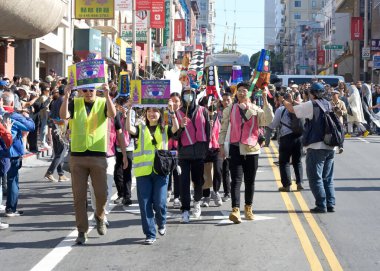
[244,205,254,220]
[229,207,242,224]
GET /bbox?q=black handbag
[151,133,177,176]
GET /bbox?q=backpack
[314,100,344,147]
[280,108,304,137]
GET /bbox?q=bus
[204,53,251,84]
[277,75,345,87]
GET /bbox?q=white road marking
[217,210,275,224]
[357,138,370,144]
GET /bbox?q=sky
[214,0,265,58]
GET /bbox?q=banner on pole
[118,72,130,96]
[136,0,151,11]
[151,0,165,28]
[174,19,186,41]
[351,17,363,40]
[115,0,131,10]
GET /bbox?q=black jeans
[47,129,66,176]
[278,134,303,187]
[179,159,204,212]
[113,151,133,200]
[27,117,39,152]
[222,158,231,196]
[168,168,180,198]
[202,155,223,197]
[229,145,259,208]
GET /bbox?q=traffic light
[333,63,338,75]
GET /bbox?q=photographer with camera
[282,83,339,213]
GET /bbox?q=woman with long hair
[126,102,179,245]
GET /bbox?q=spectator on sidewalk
[2,92,35,217]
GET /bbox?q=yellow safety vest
[133,125,168,177]
[70,97,107,152]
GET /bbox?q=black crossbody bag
[151,131,177,176]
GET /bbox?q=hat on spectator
[291,84,299,88]
[268,84,275,91]
[18,85,30,94]
[45,75,54,83]
[0,81,7,86]
[331,89,340,94]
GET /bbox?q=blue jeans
[136,173,168,239]
[306,149,335,210]
[6,158,22,212]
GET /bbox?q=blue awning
[179,0,189,14]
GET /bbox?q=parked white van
[277,75,345,87]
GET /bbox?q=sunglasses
[81,89,94,93]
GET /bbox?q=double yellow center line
[264,141,343,271]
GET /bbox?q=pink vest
[176,106,207,147]
[229,104,259,146]
[168,138,178,150]
[209,116,220,149]
[115,115,131,148]
[107,118,116,157]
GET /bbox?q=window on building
[200,2,207,10]
[321,1,325,7]
[294,1,301,7]
[312,1,317,7]
[294,13,301,20]
[312,13,317,20]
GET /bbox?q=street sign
[324,44,344,50]
[362,47,371,59]
[373,55,380,70]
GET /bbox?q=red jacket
[0,122,12,148]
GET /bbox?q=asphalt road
[0,135,379,271]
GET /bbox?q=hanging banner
[126,48,133,64]
[174,19,186,41]
[115,0,131,10]
[136,0,151,11]
[151,0,165,28]
[351,17,363,40]
[75,0,115,19]
[163,0,170,46]
[136,10,149,30]
[317,50,325,65]
[68,59,108,90]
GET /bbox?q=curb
[23,147,53,162]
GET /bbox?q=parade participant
[167,93,181,208]
[346,85,368,137]
[200,96,223,207]
[44,86,70,182]
[219,81,274,224]
[282,82,337,213]
[220,92,232,202]
[268,92,303,192]
[126,102,179,245]
[2,92,35,217]
[175,87,210,223]
[113,96,134,207]
[60,83,116,245]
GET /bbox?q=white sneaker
[212,191,223,207]
[192,201,201,218]
[222,194,231,202]
[173,198,181,209]
[201,197,210,207]
[0,222,9,229]
[158,225,166,236]
[181,210,190,223]
[0,205,5,211]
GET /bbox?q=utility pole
[353,0,360,82]
[132,0,138,79]
[167,0,173,69]
[147,11,152,79]
[363,0,369,82]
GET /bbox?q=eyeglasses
[81,89,94,93]
[237,88,248,92]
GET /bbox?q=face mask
[183,94,194,103]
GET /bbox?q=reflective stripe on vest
[71,97,107,152]
[133,125,168,177]
[176,106,207,146]
[229,104,259,146]
[209,116,221,149]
